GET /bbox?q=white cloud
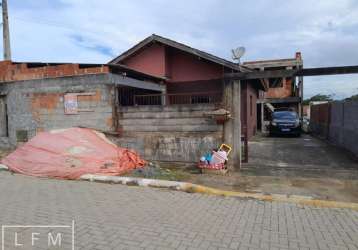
[3,0,358,99]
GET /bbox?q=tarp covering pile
[2,128,145,179]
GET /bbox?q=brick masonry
[265,78,294,99]
[0,61,109,82]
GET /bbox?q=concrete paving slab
[0,171,357,250]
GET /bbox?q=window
[64,92,96,114]
[272,111,298,119]
[268,78,283,88]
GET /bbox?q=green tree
[345,94,358,101]
[303,94,333,105]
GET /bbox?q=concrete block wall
[116,104,224,162]
[311,101,358,157]
[1,75,114,146]
[330,101,358,157]
[0,73,224,163]
[265,78,294,99]
[310,103,330,138]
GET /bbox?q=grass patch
[125,164,193,182]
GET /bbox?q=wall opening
[268,78,283,88]
[0,96,8,137]
[118,87,161,106]
[257,103,262,131]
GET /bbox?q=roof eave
[109,34,241,71]
[108,36,156,64]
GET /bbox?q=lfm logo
[1,221,74,250]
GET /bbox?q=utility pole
[2,0,11,60]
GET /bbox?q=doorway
[257,103,262,132]
[0,96,8,137]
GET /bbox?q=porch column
[223,80,241,170]
[223,81,233,167]
[299,75,303,117]
[232,80,242,170]
[160,84,167,105]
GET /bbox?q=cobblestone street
[0,171,357,250]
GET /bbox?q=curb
[0,164,8,171]
[80,174,358,210]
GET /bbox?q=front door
[0,96,8,137]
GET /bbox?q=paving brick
[0,172,357,250]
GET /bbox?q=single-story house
[1,34,306,169]
[109,34,267,139]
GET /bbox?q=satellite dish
[231,47,246,62]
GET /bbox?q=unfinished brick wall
[0,61,109,82]
[265,78,293,99]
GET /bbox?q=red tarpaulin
[2,128,145,179]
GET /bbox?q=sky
[4,0,358,99]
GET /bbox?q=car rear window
[273,111,298,119]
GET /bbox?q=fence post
[327,102,331,140]
[232,80,242,170]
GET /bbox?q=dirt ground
[1,134,358,203]
[132,134,358,203]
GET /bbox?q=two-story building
[243,52,303,133]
